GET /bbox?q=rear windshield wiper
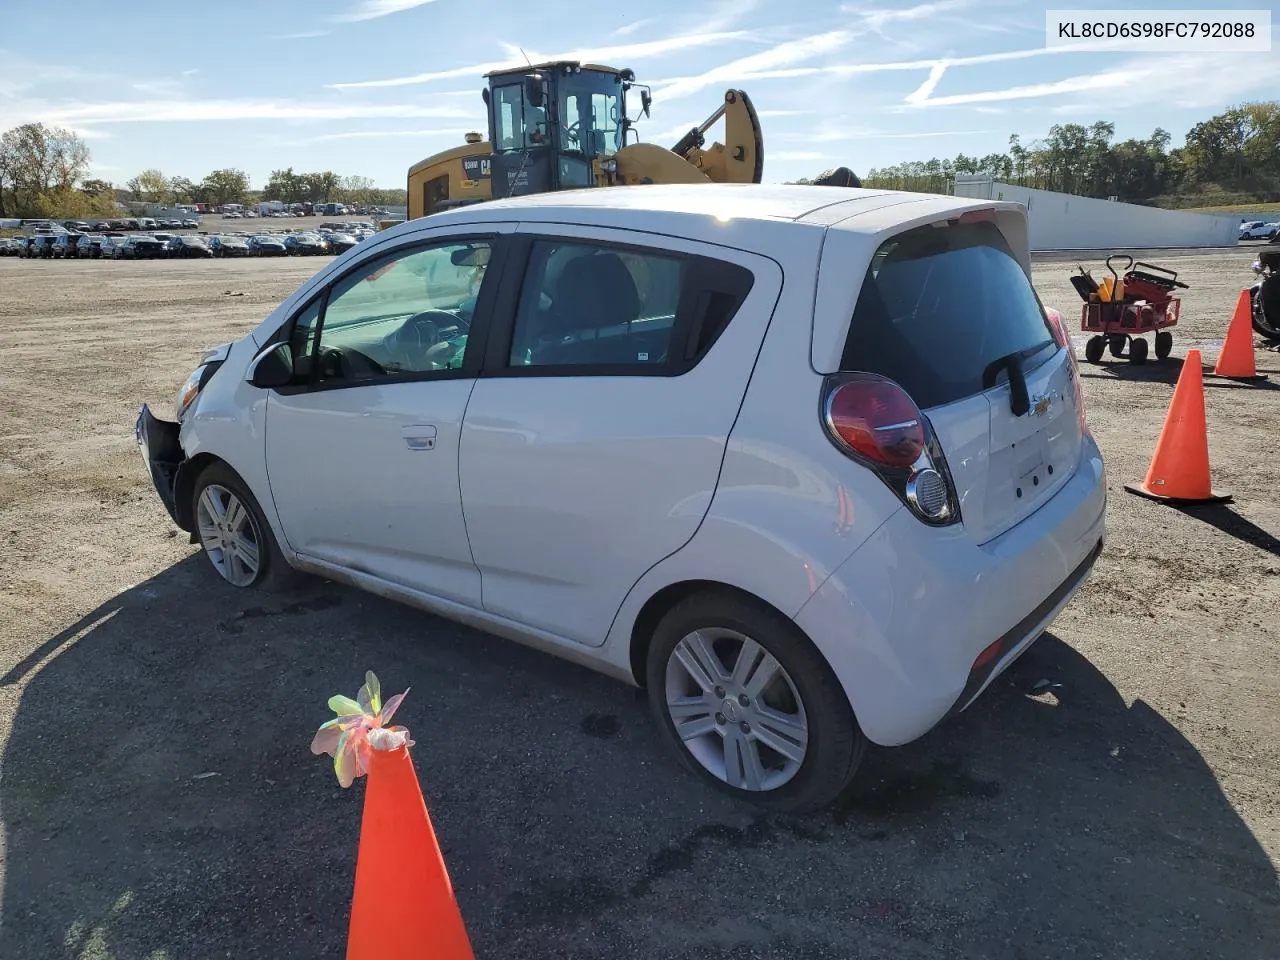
[982,350,1031,416]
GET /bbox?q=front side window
[298,239,493,386]
[507,240,685,368]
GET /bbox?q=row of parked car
[0,224,377,260]
[38,217,202,233]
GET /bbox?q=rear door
[457,225,782,647]
[836,217,1084,544]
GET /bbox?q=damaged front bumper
[135,404,193,531]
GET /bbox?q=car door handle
[401,424,437,451]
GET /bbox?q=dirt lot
[1,248,1277,960]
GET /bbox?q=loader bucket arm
[668,89,764,184]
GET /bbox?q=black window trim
[478,231,756,380]
[261,231,512,396]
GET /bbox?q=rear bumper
[135,404,190,529]
[794,434,1107,746]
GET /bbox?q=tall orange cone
[311,673,475,960]
[1124,349,1232,505]
[1210,289,1267,380]
[346,740,475,960]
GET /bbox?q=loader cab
[482,62,641,198]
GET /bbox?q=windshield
[559,70,623,155]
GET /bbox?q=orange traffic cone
[1124,349,1232,505]
[1210,289,1267,380]
[347,740,475,960]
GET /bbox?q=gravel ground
[0,246,1277,960]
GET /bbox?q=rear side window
[840,220,1055,409]
[503,238,755,374]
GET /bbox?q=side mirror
[525,75,544,108]
[249,342,295,389]
[641,89,652,118]
[481,87,490,107]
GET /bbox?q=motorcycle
[1250,249,1280,341]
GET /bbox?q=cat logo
[1031,393,1052,417]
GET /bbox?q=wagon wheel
[1084,335,1105,364]
[1155,331,1173,360]
[1108,334,1127,357]
[1129,337,1149,365]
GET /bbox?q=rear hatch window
[841,220,1056,408]
[839,218,1084,544]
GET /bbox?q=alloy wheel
[664,628,809,792]
[195,484,262,587]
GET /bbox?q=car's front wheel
[191,461,299,591]
[646,591,866,813]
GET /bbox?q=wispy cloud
[2,98,473,128]
[331,0,439,22]
[292,127,474,144]
[787,127,991,143]
[328,30,752,90]
[611,18,657,38]
[653,30,854,101]
[904,63,947,104]
[270,30,331,40]
[664,38,1129,89]
[908,71,1138,108]
[840,0,976,30]
[904,50,1280,110]
[772,150,827,161]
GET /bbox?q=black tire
[1084,335,1106,364]
[1155,331,1173,360]
[190,461,302,592]
[1129,337,1149,364]
[1108,334,1126,358]
[1255,277,1280,340]
[645,590,866,813]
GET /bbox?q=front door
[459,227,782,646]
[264,229,509,607]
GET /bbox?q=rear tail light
[824,377,924,468]
[821,373,959,525]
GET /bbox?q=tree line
[858,101,1280,207]
[0,121,406,219]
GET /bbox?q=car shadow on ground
[1078,353,1280,390]
[3,559,1278,960]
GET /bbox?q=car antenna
[505,46,539,199]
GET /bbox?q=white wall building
[952,176,1239,250]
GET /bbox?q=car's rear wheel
[646,591,865,812]
[191,461,299,591]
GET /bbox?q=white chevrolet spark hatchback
[138,184,1105,812]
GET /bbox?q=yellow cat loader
[406,61,860,219]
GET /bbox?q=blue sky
[1,0,1276,189]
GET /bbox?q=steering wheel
[385,309,467,367]
[564,119,581,146]
[318,345,386,381]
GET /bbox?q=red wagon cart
[1072,254,1188,365]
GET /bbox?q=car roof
[413,183,1020,241]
